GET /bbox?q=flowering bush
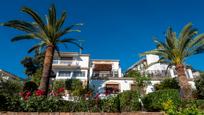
[35,89,45,96]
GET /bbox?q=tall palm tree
[1,4,82,95]
[141,23,204,98]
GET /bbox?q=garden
[1,72,204,115]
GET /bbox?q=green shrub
[65,79,84,96]
[119,91,141,112]
[143,89,181,111]
[0,94,21,111]
[100,96,120,112]
[20,96,62,112]
[0,78,23,96]
[53,80,65,92]
[154,78,179,91]
[195,100,204,110]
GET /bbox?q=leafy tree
[65,79,84,96]
[21,50,44,77]
[154,78,180,91]
[31,68,43,85]
[141,23,204,98]
[126,70,150,96]
[2,4,82,95]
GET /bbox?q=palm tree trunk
[175,64,191,99]
[39,45,55,95]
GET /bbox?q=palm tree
[141,23,204,98]
[1,4,82,95]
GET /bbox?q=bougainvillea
[35,89,45,96]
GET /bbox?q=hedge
[143,89,181,111]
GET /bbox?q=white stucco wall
[55,69,88,80]
[89,79,134,94]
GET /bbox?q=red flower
[35,89,45,96]
[57,87,64,93]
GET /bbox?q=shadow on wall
[89,80,106,95]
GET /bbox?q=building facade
[52,52,90,86]
[52,52,134,97]
[126,54,199,93]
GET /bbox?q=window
[73,71,85,77]
[58,71,71,77]
[61,57,73,60]
[105,84,119,95]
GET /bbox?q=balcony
[91,72,113,80]
[52,60,80,68]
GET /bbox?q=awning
[93,64,112,71]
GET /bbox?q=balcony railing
[52,60,79,66]
[91,73,113,79]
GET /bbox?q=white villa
[126,54,200,93]
[52,52,90,86]
[52,52,200,97]
[52,52,135,98]
[89,59,134,97]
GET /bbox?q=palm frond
[48,4,56,28]
[27,42,46,53]
[58,38,83,49]
[2,20,36,33]
[11,34,36,42]
[56,11,67,31]
[21,7,49,36]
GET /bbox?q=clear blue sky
[0,0,204,78]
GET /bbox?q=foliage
[141,22,204,72]
[65,79,84,96]
[143,89,181,111]
[23,81,38,93]
[0,93,21,111]
[53,80,65,92]
[21,51,44,76]
[20,96,62,112]
[2,4,82,95]
[100,96,120,112]
[141,23,204,98]
[126,70,150,95]
[119,91,141,111]
[154,78,180,91]
[0,78,23,97]
[31,68,42,85]
[195,74,204,99]
[163,99,204,115]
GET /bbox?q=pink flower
[35,89,45,96]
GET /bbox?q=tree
[65,79,84,96]
[2,4,82,95]
[126,70,150,96]
[141,23,204,98]
[21,50,44,77]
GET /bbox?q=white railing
[53,60,79,66]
